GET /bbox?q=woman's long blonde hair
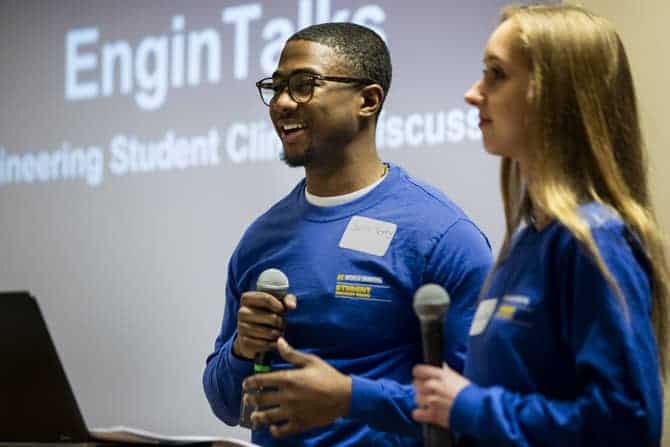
[497,4,670,376]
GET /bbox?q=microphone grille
[413,283,450,321]
[256,268,289,292]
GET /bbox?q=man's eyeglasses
[255,72,374,106]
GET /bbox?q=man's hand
[412,363,470,429]
[242,337,352,438]
[233,292,297,360]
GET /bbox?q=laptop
[0,291,259,446]
[0,291,89,442]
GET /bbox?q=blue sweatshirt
[203,164,492,446]
[451,203,663,446]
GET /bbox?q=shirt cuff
[225,336,254,378]
[449,383,486,437]
[348,375,382,420]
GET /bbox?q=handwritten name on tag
[338,216,397,256]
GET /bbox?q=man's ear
[359,84,384,118]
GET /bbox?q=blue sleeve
[202,258,254,426]
[426,219,493,372]
[350,377,420,437]
[349,218,492,436]
[449,227,663,446]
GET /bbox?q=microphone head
[256,268,289,294]
[413,283,450,321]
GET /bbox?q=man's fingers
[251,405,289,428]
[270,421,302,438]
[276,337,313,367]
[283,294,297,310]
[245,387,286,409]
[244,370,288,391]
[238,306,286,330]
[241,291,286,313]
[237,336,275,354]
[237,321,282,341]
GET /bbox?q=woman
[412,4,669,446]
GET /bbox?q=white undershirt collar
[305,168,388,207]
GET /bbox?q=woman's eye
[483,66,506,82]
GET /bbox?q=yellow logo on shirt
[495,304,517,320]
[335,284,372,298]
[334,273,385,300]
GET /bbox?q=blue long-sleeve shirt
[451,203,663,446]
[203,164,492,446]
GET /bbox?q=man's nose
[272,86,298,111]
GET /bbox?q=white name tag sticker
[469,298,498,336]
[339,216,397,256]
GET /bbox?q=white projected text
[64,1,386,111]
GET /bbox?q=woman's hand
[412,363,471,429]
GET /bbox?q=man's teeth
[283,123,305,131]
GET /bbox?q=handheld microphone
[413,283,453,447]
[253,268,290,373]
[240,268,289,428]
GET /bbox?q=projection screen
[0,0,523,440]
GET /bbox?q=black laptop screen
[0,292,89,442]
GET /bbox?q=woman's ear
[359,84,384,118]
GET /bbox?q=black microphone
[413,283,453,447]
[240,268,289,428]
[253,268,290,373]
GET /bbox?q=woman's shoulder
[515,202,631,268]
[579,202,624,232]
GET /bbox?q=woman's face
[465,19,531,165]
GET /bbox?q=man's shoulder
[380,165,490,254]
[389,165,471,224]
[237,179,305,241]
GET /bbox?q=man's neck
[304,148,385,197]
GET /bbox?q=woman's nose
[464,80,483,106]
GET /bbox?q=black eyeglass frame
[255,72,376,106]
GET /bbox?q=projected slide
[0,0,512,438]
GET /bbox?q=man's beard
[281,146,313,167]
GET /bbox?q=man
[203,22,492,446]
